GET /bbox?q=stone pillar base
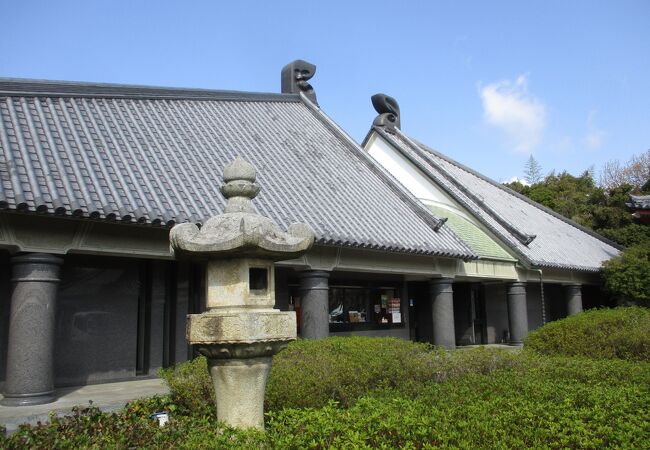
[208,357,272,430]
[1,391,56,407]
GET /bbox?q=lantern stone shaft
[170,157,314,429]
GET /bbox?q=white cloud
[502,175,530,186]
[479,74,546,153]
[583,110,605,150]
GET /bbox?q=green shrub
[157,337,523,413]
[603,244,650,304]
[524,306,650,360]
[0,399,265,450]
[265,336,437,410]
[158,355,215,415]
[266,337,523,410]
[2,401,168,449]
[3,353,648,449]
[265,356,650,449]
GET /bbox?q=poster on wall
[389,298,401,323]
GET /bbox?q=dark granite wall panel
[544,284,566,322]
[148,261,166,374]
[188,262,206,315]
[400,282,412,341]
[453,283,474,346]
[583,284,611,309]
[411,282,433,343]
[54,257,139,387]
[526,283,544,331]
[274,267,290,311]
[484,284,508,344]
[0,251,10,388]
[174,262,190,364]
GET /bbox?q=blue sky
[1,1,648,182]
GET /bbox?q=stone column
[565,284,583,316]
[2,253,63,406]
[429,278,455,350]
[299,270,330,340]
[507,282,528,346]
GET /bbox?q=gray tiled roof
[0,79,476,258]
[373,127,621,272]
[627,195,650,210]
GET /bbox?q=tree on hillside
[504,170,646,246]
[599,149,650,191]
[523,155,543,184]
[503,156,650,304]
[523,170,600,227]
[603,245,650,305]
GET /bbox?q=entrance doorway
[454,283,487,345]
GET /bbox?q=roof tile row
[0,79,475,259]
[375,127,620,272]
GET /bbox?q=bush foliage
[266,336,438,409]
[524,306,650,360]
[3,351,649,449]
[158,353,214,416]
[603,245,650,304]
[157,337,522,412]
[265,357,650,449]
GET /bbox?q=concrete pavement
[0,378,168,435]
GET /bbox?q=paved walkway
[0,378,168,434]
[459,343,522,350]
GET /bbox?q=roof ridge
[0,78,301,103]
[408,134,623,251]
[395,130,536,246]
[373,127,530,266]
[298,94,477,260]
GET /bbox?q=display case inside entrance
[287,274,407,334]
[327,285,404,332]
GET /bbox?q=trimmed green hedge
[157,337,522,412]
[3,354,649,449]
[265,357,650,449]
[524,306,650,361]
[4,334,650,448]
[266,336,438,409]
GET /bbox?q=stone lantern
[170,157,314,429]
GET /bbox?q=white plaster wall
[365,133,516,259]
[366,134,472,220]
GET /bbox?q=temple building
[0,61,620,406]
[362,93,620,347]
[627,194,650,224]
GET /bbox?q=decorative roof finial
[371,93,400,130]
[281,60,318,104]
